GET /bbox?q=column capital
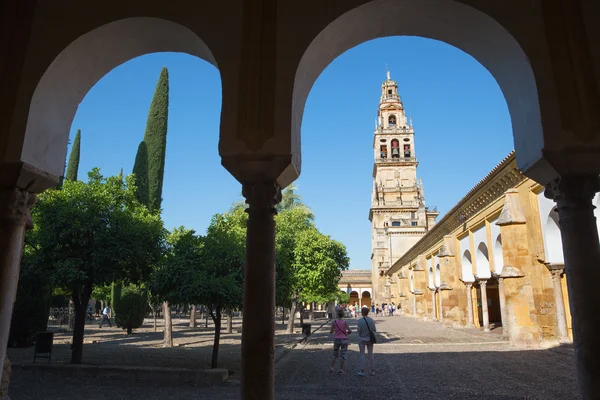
[0,187,36,226]
[242,181,282,216]
[544,175,600,216]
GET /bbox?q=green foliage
[132,141,149,207]
[92,284,112,303]
[143,67,169,213]
[276,184,314,218]
[292,228,350,304]
[275,207,315,307]
[336,290,350,305]
[114,285,148,334]
[65,129,81,181]
[9,244,52,347]
[151,227,203,305]
[31,169,166,363]
[111,282,122,316]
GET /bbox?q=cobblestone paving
[9,315,579,399]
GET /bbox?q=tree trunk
[287,300,296,334]
[163,301,173,347]
[127,325,132,335]
[299,303,305,325]
[282,308,286,325]
[70,282,93,364]
[190,305,197,328]
[309,303,314,321]
[153,308,157,332]
[210,307,222,369]
[206,311,209,328]
[226,312,233,334]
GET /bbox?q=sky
[69,36,513,271]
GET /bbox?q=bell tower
[369,71,439,304]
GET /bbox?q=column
[430,289,436,320]
[549,268,569,343]
[465,283,474,327]
[241,182,281,400]
[412,294,417,317]
[0,187,35,384]
[438,290,444,322]
[497,277,508,337]
[546,175,600,399]
[479,279,490,332]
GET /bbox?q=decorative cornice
[387,152,524,274]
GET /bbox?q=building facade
[385,152,595,346]
[370,72,438,305]
[338,270,372,309]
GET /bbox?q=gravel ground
[9,315,579,399]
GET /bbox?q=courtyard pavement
[9,314,579,399]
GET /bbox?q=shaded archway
[293,0,545,183]
[19,17,219,187]
[361,291,372,308]
[349,290,360,308]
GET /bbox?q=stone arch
[349,290,360,306]
[19,17,219,182]
[476,242,491,278]
[494,234,504,274]
[361,291,372,308]
[293,0,544,181]
[545,209,564,264]
[462,250,474,282]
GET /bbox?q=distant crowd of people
[337,302,398,318]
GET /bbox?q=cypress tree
[132,141,150,207]
[143,67,169,213]
[65,129,81,181]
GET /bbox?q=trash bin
[301,323,311,336]
[33,331,54,363]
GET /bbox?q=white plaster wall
[490,218,503,273]
[537,192,564,264]
[434,254,440,286]
[427,257,434,289]
[459,236,474,281]
[472,226,491,278]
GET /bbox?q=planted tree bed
[7,317,308,373]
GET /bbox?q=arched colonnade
[1,1,600,398]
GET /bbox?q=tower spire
[386,64,390,80]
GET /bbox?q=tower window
[391,221,401,227]
[380,145,388,158]
[403,144,411,158]
[388,89,392,95]
[388,115,397,126]
[411,222,418,227]
[391,139,400,158]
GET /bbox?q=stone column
[430,289,436,320]
[546,175,600,399]
[241,182,281,400]
[0,187,35,384]
[438,289,444,322]
[412,294,417,317]
[465,282,474,327]
[479,279,490,332]
[547,266,569,343]
[497,277,508,336]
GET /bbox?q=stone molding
[496,188,527,226]
[0,186,36,225]
[497,265,525,278]
[388,152,524,273]
[544,175,600,218]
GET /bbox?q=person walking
[329,309,352,374]
[357,307,376,376]
[99,304,112,328]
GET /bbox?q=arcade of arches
[1,1,600,399]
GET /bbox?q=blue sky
[69,36,513,271]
